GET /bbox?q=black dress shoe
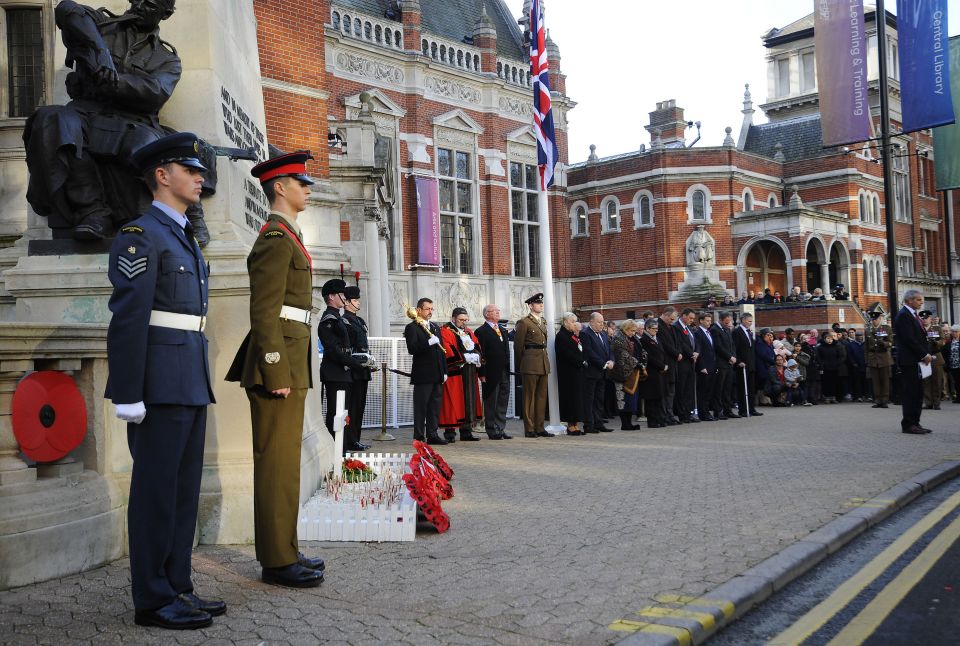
[298,551,325,571]
[725,411,740,418]
[486,433,503,440]
[443,432,457,443]
[878,403,889,408]
[682,417,700,423]
[596,426,614,432]
[134,597,212,630]
[180,592,226,617]
[919,426,934,434]
[536,430,554,437]
[902,425,928,435]
[716,414,728,420]
[500,431,513,439]
[426,435,448,445]
[700,414,716,422]
[356,441,371,450]
[566,428,583,435]
[749,410,763,416]
[459,432,481,441]
[262,563,323,588]
[524,431,538,438]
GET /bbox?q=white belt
[149,310,206,332]
[280,305,311,325]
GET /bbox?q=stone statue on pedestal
[686,224,716,266]
[22,0,215,245]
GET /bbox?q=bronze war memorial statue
[23,0,254,247]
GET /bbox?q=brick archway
[737,236,792,298]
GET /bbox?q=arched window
[859,193,868,222]
[474,55,480,70]
[692,190,706,220]
[872,194,881,224]
[343,14,352,33]
[431,42,438,60]
[439,45,446,62]
[332,11,340,29]
[603,198,620,232]
[768,194,778,208]
[743,189,754,212]
[457,50,464,67]
[364,22,372,40]
[354,18,362,36]
[422,39,429,55]
[686,185,712,223]
[634,191,654,228]
[497,61,503,77]
[571,204,588,237]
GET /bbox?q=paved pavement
[2,402,960,645]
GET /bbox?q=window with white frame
[3,5,44,118]
[874,259,883,292]
[892,151,911,222]
[634,191,654,227]
[872,194,881,224]
[686,185,711,222]
[601,197,620,232]
[776,57,791,97]
[859,192,868,222]
[742,188,754,212]
[571,203,588,237]
[510,161,540,277]
[800,50,816,92]
[887,41,899,80]
[768,193,778,208]
[437,146,475,274]
[896,252,914,278]
[863,257,884,293]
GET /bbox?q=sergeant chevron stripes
[117,255,148,279]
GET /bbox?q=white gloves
[428,336,441,346]
[443,374,448,383]
[116,402,147,425]
[353,353,379,369]
[462,336,475,351]
[603,360,614,370]
[464,352,481,366]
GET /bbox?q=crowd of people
[720,284,851,306]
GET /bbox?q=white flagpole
[538,182,564,434]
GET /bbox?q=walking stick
[742,366,750,418]
[372,360,395,442]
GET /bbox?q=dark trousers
[822,370,840,400]
[645,397,663,426]
[662,361,677,419]
[323,381,352,438]
[714,365,733,414]
[347,379,369,446]
[248,386,306,568]
[696,370,715,416]
[127,404,206,610]
[482,371,510,436]
[848,369,865,399]
[901,363,924,430]
[413,382,443,440]
[736,367,756,414]
[675,361,696,419]
[583,374,606,431]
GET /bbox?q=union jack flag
[530,0,558,190]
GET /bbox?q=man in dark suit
[711,312,740,419]
[894,289,934,434]
[106,133,221,629]
[657,307,681,425]
[673,307,700,422]
[405,297,448,445]
[475,303,512,439]
[581,312,614,433]
[693,312,718,421]
[732,312,762,417]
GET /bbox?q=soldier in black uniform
[342,281,375,451]
[318,279,365,452]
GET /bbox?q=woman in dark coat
[610,320,643,429]
[639,318,667,428]
[817,330,846,403]
[754,328,777,403]
[555,312,587,435]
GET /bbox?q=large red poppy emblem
[12,371,87,463]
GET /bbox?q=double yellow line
[772,489,960,645]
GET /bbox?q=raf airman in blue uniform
[105,132,222,630]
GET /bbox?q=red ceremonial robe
[439,323,484,429]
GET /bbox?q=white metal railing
[497,57,532,88]
[330,6,405,51]
[420,34,482,73]
[320,337,519,429]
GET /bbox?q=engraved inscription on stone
[244,178,270,232]
[220,86,267,161]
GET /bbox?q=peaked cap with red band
[251,151,315,186]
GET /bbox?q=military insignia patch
[127,246,136,254]
[264,230,284,238]
[120,225,144,234]
[117,255,147,279]
[264,352,280,364]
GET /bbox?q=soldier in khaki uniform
[922,312,946,409]
[514,293,552,438]
[226,152,324,589]
[865,311,894,408]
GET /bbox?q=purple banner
[815,0,873,146]
[414,177,440,266]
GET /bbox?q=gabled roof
[742,115,831,162]
[333,0,526,60]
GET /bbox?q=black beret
[131,132,206,174]
[321,279,346,297]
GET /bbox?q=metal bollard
[372,359,396,441]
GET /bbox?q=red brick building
[563,8,957,323]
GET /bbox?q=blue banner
[897,0,955,133]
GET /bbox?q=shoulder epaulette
[320,311,339,323]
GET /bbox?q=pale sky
[506,1,960,164]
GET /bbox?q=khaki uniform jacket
[226,213,313,390]
[514,313,550,375]
[865,324,894,368]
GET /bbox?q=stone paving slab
[2,403,960,644]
